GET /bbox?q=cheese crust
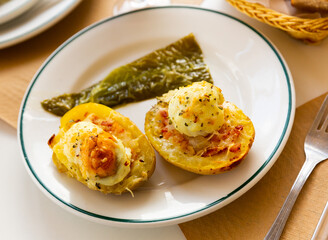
[145,90,255,175]
[49,103,156,195]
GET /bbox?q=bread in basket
[226,0,328,43]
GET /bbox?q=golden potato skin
[145,92,255,175]
[49,103,156,195]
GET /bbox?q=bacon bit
[230,143,241,152]
[161,127,171,139]
[163,131,172,139]
[118,128,125,133]
[160,109,168,118]
[210,134,221,142]
[101,121,113,127]
[171,131,186,143]
[81,134,117,178]
[90,114,98,121]
[201,146,226,157]
[91,117,125,135]
[124,161,129,166]
[213,124,243,142]
[48,134,55,146]
[159,109,169,126]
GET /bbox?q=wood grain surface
[179,93,328,240]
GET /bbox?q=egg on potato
[48,103,156,195]
[145,81,255,175]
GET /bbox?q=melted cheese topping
[168,81,225,137]
[53,121,131,186]
[156,102,245,157]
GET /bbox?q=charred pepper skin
[41,34,213,116]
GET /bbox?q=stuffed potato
[145,81,255,175]
[48,103,155,195]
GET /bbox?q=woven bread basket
[226,0,328,43]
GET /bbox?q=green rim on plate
[18,6,293,224]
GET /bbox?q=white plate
[0,0,80,49]
[0,0,38,24]
[18,6,295,227]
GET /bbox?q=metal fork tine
[310,95,328,132]
[322,114,328,133]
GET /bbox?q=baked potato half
[48,103,155,195]
[145,81,255,175]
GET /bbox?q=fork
[264,95,328,240]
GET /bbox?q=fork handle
[264,159,317,240]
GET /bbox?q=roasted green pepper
[41,33,213,116]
